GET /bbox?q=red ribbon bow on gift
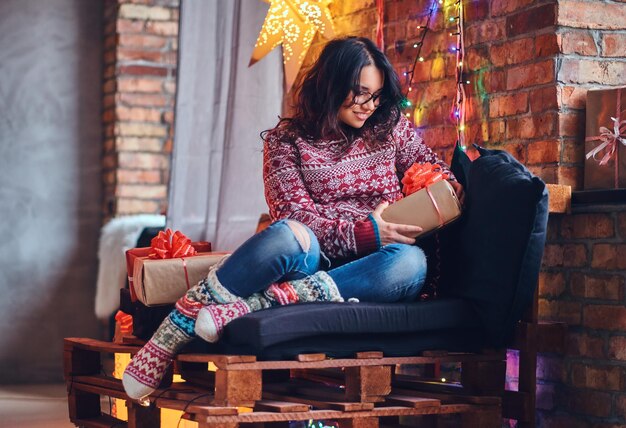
[401,162,449,196]
[149,228,197,259]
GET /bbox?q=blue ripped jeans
[216,219,427,302]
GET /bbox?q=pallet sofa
[64,146,567,427]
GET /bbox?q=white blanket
[94,214,166,320]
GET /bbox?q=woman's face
[337,64,384,129]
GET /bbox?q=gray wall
[0,0,103,383]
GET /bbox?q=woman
[123,36,464,401]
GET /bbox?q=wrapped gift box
[131,252,229,306]
[381,179,462,239]
[584,87,626,189]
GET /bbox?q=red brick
[617,395,626,419]
[584,305,626,331]
[570,272,624,301]
[536,414,589,428]
[562,139,584,164]
[117,198,160,214]
[103,79,117,94]
[118,33,167,49]
[117,169,162,184]
[488,119,506,142]
[491,0,535,17]
[489,38,534,68]
[618,212,626,239]
[118,65,170,77]
[483,70,506,93]
[559,1,626,30]
[118,152,169,169]
[602,33,626,57]
[145,21,178,36]
[567,332,605,359]
[115,122,167,137]
[536,383,556,411]
[561,213,615,239]
[538,271,565,298]
[560,30,598,56]
[519,112,557,139]
[465,46,490,70]
[506,60,555,90]
[506,4,556,37]
[163,81,176,94]
[464,1,488,21]
[559,58,626,85]
[117,184,167,199]
[527,140,560,165]
[542,244,587,268]
[117,48,164,62]
[591,244,626,270]
[609,336,626,361]
[465,19,506,46]
[119,93,171,107]
[557,165,583,189]
[116,106,161,122]
[529,86,559,113]
[116,136,163,151]
[538,299,582,325]
[117,19,145,34]
[560,388,613,417]
[489,92,528,118]
[536,355,566,382]
[535,33,560,58]
[570,363,624,391]
[547,216,561,240]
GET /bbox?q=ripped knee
[284,220,311,252]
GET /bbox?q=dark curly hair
[267,37,403,144]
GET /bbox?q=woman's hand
[449,180,465,205]
[370,202,423,246]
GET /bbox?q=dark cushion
[193,299,484,359]
[439,144,549,346]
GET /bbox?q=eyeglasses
[352,90,383,107]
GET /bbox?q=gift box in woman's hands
[381,162,462,239]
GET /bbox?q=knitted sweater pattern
[263,115,451,260]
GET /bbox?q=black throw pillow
[439,144,549,346]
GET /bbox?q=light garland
[402,0,468,150]
[250,0,335,92]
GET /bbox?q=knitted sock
[122,257,236,400]
[195,271,343,343]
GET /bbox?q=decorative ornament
[250,0,335,92]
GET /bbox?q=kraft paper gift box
[131,251,230,306]
[381,179,462,239]
[584,87,626,190]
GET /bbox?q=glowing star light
[250,0,335,91]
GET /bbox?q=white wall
[0,0,103,383]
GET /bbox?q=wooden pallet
[64,338,507,428]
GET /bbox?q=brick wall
[102,0,178,218]
[537,206,626,426]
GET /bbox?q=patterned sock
[195,271,343,343]
[122,257,236,400]
[122,310,194,400]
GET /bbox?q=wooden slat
[384,394,441,409]
[392,387,501,406]
[263,390,375,412]
[211,353,505,371]
[356,351,384,359]
[502,390,532,423]
[177,353,257,365]
[546,183,572,214]
[185,404,481,424]
[65,337,140,354]
[296,353,327,362]
[254,399,310,413]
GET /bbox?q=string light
[401,1,439,116]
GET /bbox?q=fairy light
[451,0,467,150]
[402,1,439,119]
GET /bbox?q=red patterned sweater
[263,115,452,260]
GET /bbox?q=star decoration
[250,0,335,92]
